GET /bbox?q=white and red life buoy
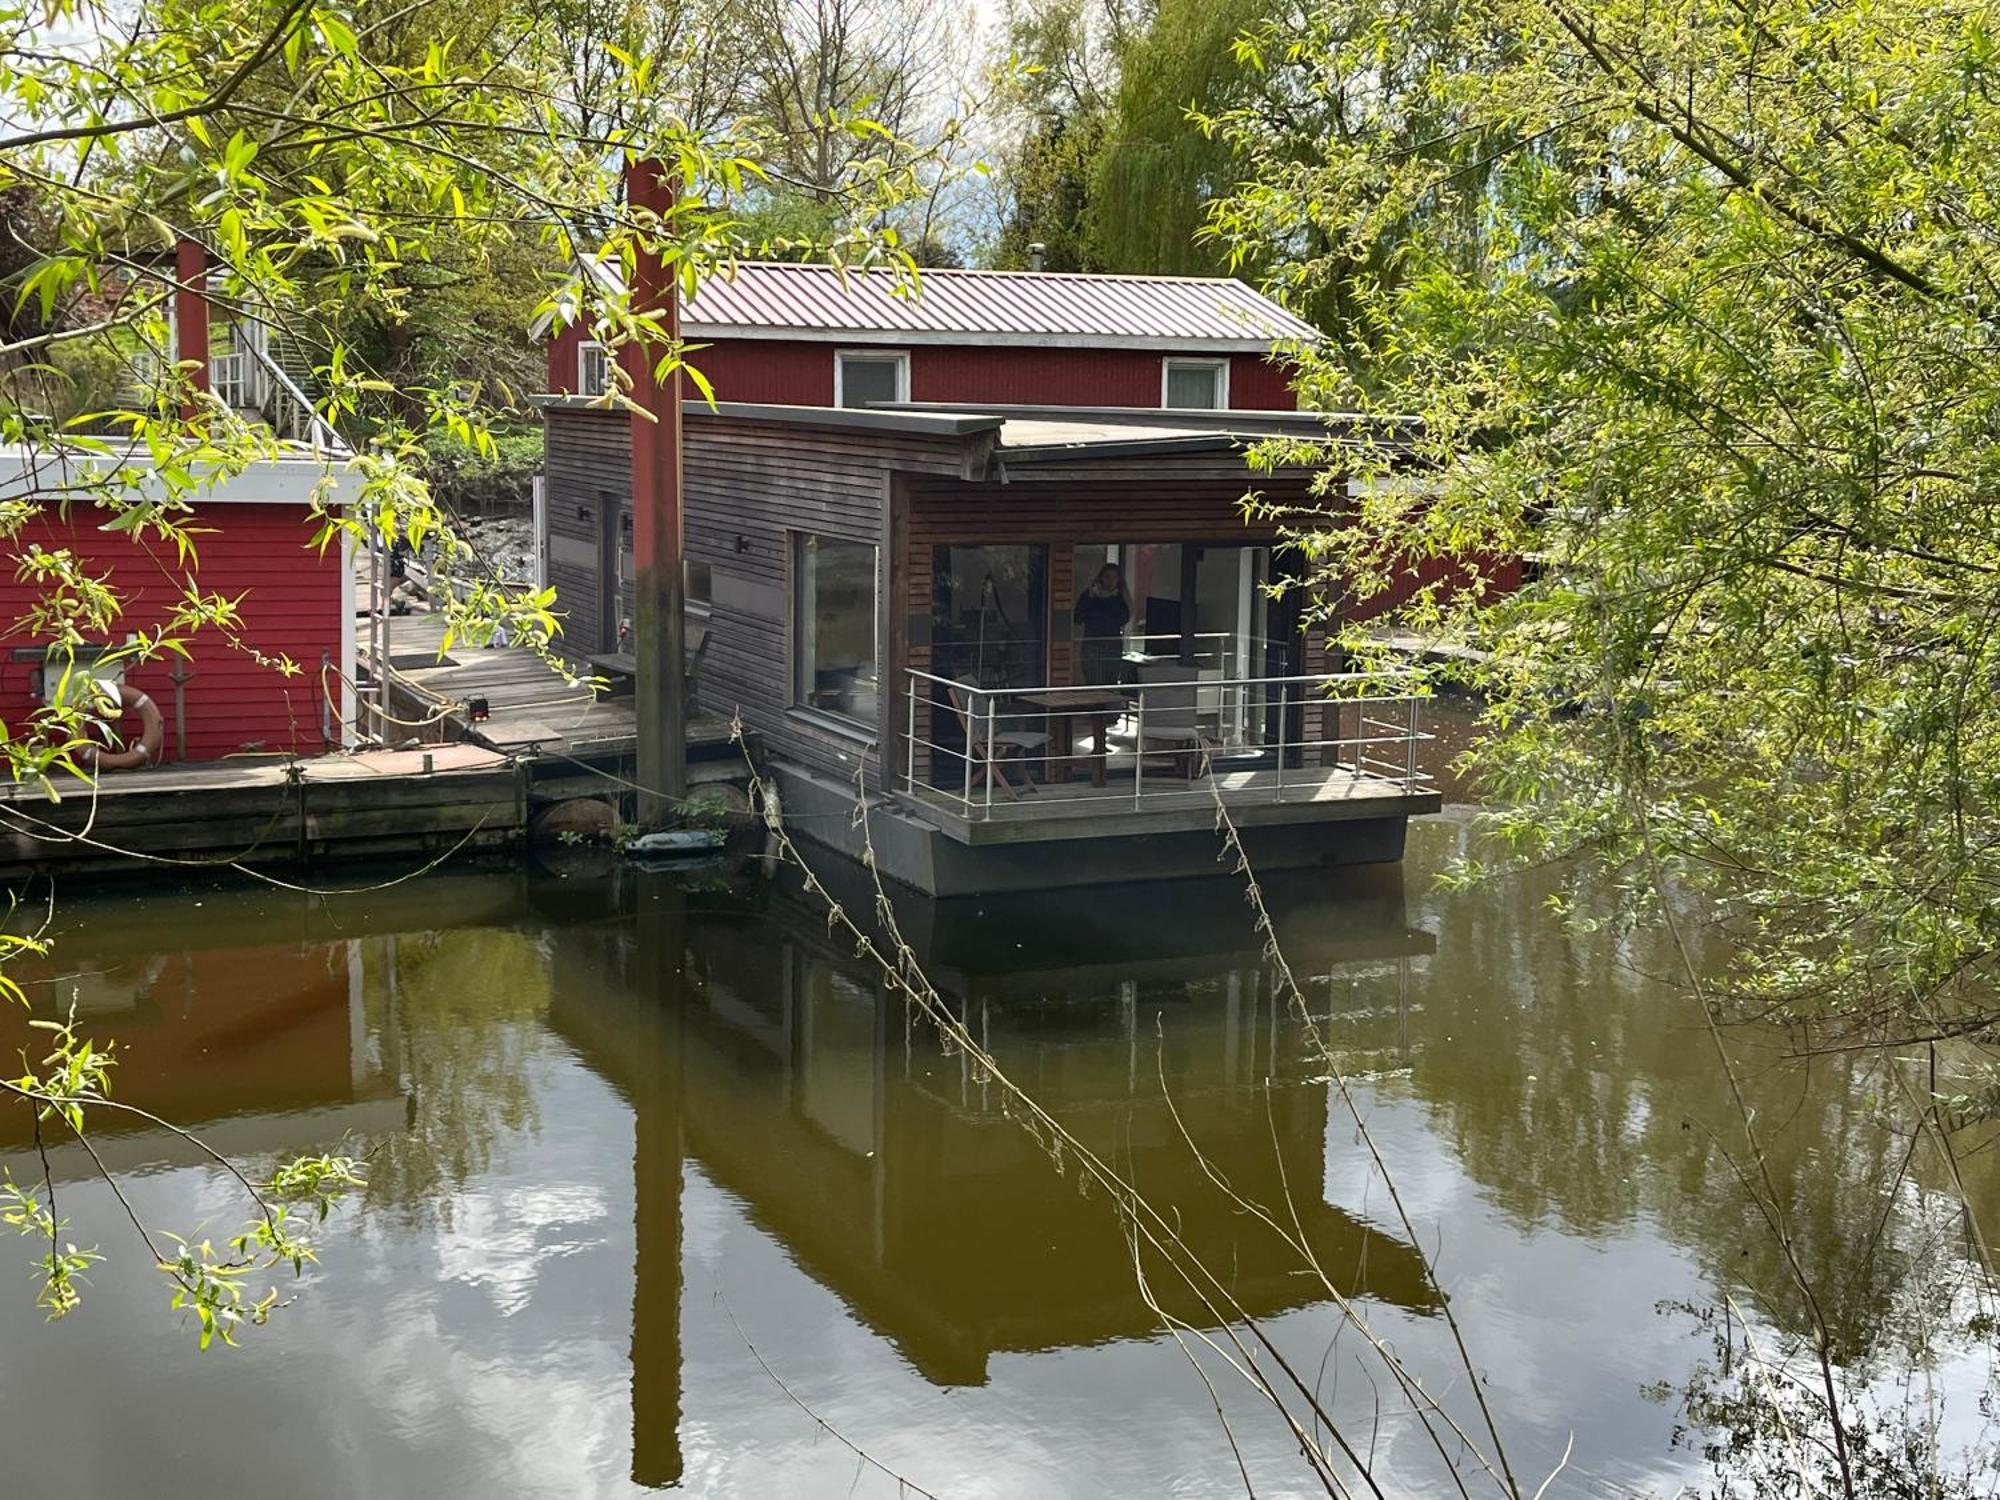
[78,683,164,772]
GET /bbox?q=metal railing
[901,666,1433,822]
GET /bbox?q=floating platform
[0,744,524,881]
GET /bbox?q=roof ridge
[719,260,1252,289]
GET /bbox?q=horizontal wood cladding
[0,504,343,761]
[542,408,949,771]
[679,419,963,786]
[906,474,1322,548]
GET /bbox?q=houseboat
[536,394,1441,896]
[0,242,361,766]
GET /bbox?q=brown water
[0,756,1991,1496]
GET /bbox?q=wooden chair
[947,679,1051,800]
[1135,661,1216,779]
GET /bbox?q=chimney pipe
[1028,242,1046,272]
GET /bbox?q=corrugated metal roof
[674,262,1320,351]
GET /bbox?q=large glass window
[1162,357,1227,409]
[931,545,1048,688]
[794,534,879,724]
[835,350,908,408]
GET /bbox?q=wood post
[624,158,687,825]
[173,237,209,419]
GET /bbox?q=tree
[1205,9,2000,1484]
[1208,0,2000,1043]
[986,0,1125,271]
[0,0,930,1337]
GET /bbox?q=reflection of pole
[630,875,686,1488]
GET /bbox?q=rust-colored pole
[174,237,209,419]
[624,158,687,823]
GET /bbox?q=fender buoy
[79,683,164,772]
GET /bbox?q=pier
[0,615,749,882]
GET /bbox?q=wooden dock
[366,612,740,776]
[0,744,524,880]
[0,608,753,882]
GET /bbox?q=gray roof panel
[676,262,1320,350]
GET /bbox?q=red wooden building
[540,261,1317,412]
[0,248,357,767]
[0,449,357,763]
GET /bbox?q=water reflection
[0,834,1987,1495]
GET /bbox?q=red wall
[548,330,1300,411]
[0,503,344,762]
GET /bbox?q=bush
[418,425,541,514]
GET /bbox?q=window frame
[833,348,911,409]
[577,339,610,398]
[790,530,881,730]
[1161,356,1230,410]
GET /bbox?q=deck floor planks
[364,611,733,763]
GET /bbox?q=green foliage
[1,991,367,1342]
[1087,0,1270,276]
[1204,0,2000,1056]
[418,425,543,513]
[0,0,947,1341]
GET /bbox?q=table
[1010,688,1132,787]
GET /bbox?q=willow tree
[1204,8,2000,1488]
[1208,0,2000,1050]
[0,0,931,1338]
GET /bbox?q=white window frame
[1161,356,1229,410]
[577,339,610,398]
[833,348,910,409]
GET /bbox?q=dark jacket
[1073,588,1130,639]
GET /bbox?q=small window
[578,340,610,398]
[835,350,908,409]
[1163,357,1228,409]
[686,558,711,613]
[794,533,879,724]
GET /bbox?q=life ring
[78,683,164,771]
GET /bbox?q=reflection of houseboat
[0,880,439,1173]
[537,394,1442,896]
[541,865,1439,1488]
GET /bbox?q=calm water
[0,766,1992,1495]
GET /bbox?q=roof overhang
[532,393,1005,440]
[0,445,363,508]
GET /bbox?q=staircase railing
[241,336,343,454]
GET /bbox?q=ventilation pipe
[1028,242,1047,272]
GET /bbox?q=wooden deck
[365,612,737,770]
[899,764,1441,845]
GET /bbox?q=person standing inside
[1073,563,1132,685]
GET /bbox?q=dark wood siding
[543,408,630,654]
[542,405,973,786]
[682,415,969,785]
[539,404,1347,792]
